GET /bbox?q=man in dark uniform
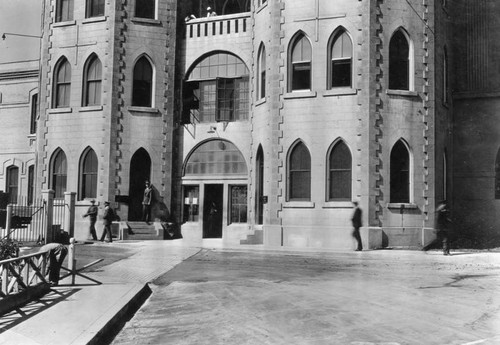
[351,201,363,251]
[83,199,98,240]
[100,201,115,243]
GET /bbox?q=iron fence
[2,196,46,244]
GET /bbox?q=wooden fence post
[68,238,76,285]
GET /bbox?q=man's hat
[104,201,110,205]
[90,199,95,203]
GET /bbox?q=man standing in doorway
[351,201,363,251]
[142,180,153,224]
[83,199,98,240]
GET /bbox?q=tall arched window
[328,141,352,201]
[28,165,35,205]
[6,166,19,204]
[51,150,67,199]
[495,148,500,199]
[288,141,311,201]
[389,30,410,90]
[83,55,102,106]
[56,0,74,22]
[289,34,312,91]
[257,44,266,100]
[390,140,410,203]
[132,56,153,107]
[53,58,71,108]
[329,30,352,88]
[135,0,155,19]
[80,148,98,199]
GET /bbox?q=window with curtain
[52,150,67,199]
[390,140,410,203]
[258,44,266,99]
[54,58,71,108]
[330,31,352,88]
[7,166,19,204]
[290,34,312,91]
[135,0,155,19]
[80,149,98,199]
[86,0,104,17]
[183,185,199,222]
[389,30,410,90]
[328,141,352,201]
[288,142,311,201]
[56,0,73,22]
[83,55,102,106]
[132,56,153,107]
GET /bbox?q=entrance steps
[240,229,263,245]
[124,221,164,240]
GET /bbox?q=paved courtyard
[112,248,500,345]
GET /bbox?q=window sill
[256,2,268,14]
[283,201,315,208]
[386,89,418,97]
[255,98,266,106]
[284,91,317,99]
[131,17,161,25]
[83,16,107,24]
[387,203,418,210]
[322,201,353,209]
[79,105,103,112]
[128,106,160,115]
[53,20,76,28]
[49,107,72,114]
[323,88,357,97]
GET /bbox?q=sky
[0,0,42,64]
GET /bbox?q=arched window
[53,58,71,108]
[184,140,247,176]
[257,44,266,100]
[51,150,67,198]
[288,141,311,201]
[80,148,98,200]
[83,55,102,106]
[329,30,352,88]
[389,30,410,90]
[390,140,410,203]
[221,0,250,15]
[56,0,73,22]
[86,0,104,18]
[30,93,38,134]
[289,34,312,91]
[135,0,155,19]
[132,56,153,107]
[6,166,19,204]
[328,141,352,201]
[28,165,35,205]
[495,148,500,199]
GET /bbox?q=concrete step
[240,229,263,245]
[125,222,163,240]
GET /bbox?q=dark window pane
[87,0,104,17]
[289,143,311,200]
[230,185,247,223]
[292,62,311,91]
[390,141,410,203]
[52,151,67,198]
[136,0,155,19]
[389,31,409,90]
[132,57,153,107]
[7,167,19,204]
[331,59,351,87]
[329,142,352,200]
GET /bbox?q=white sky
[0,0,42,64]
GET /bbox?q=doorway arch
[128,148,151,221]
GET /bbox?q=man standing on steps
[100,201,115,243]
[351,201,363,251]
[142,180,153,224]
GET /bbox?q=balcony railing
[185,12,250,39]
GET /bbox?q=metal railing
[2,197,47,244]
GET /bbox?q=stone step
[240,229,263,245]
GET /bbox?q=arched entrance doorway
[129,148,151,221]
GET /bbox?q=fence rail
[0,251,49,298]
[2,197,47,244]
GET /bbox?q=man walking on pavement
[351,201,363,251]
[100,201,115,243]
[83,199,98,240]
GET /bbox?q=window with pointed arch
[390,140,410,203]
[53,58,71,108]
[51,150,67,199]
[80,148,98,200]
[6,166,19,204]
[56,0,74,22]
[289,34,312,92]
[86,0,104,18]
[329,30,352,88]
[257,44,266,100]
[132,56,153,107]
[389,30,410,91]
[328,141,352,201]
[136,0,155,19]
[28,165,35,205]
[83,55,102,106]
[495,148,500,199]
[288,141,311,201]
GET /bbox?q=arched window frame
[56,0,74,22]
[327,29,353,89]
[53,57,71,108]
[135,0,156,19]
[388,28,414,91]
[327,139,352,201]
[257,43,266,100]
[132,55,155,108]
[6,165,19,204]
[50,149,68,199]
[288,33,312,92]
[390,139,413,203]
[82,54,102,106]
[287,140,311,201]
[79,147,98,200]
